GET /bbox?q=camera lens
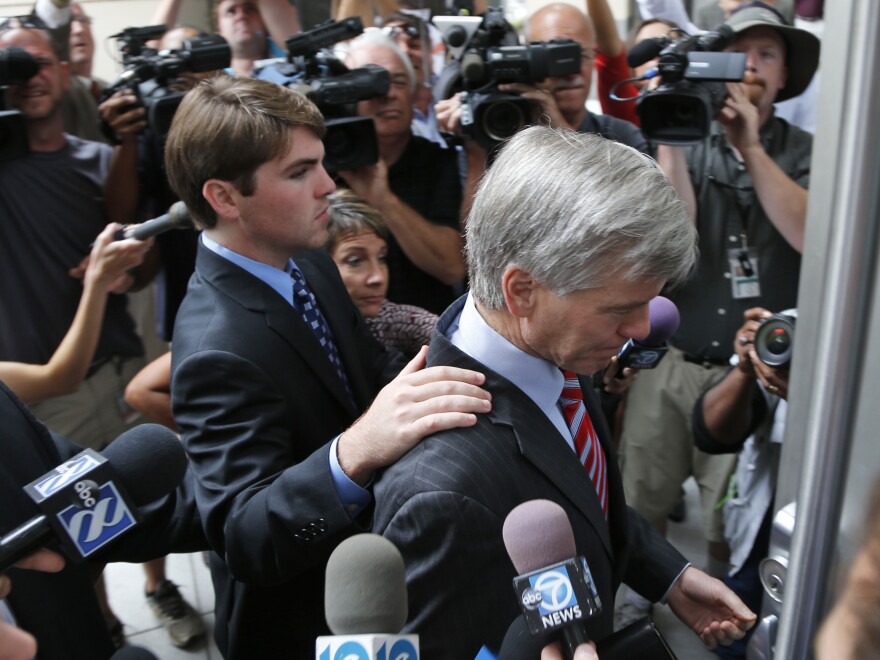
[482,100,526,143]
[754,312,796,368]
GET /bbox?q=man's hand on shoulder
[667,566,757,649]
[336,346,491,485]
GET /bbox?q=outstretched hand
[337,346,491,485]
[667,566,757,649]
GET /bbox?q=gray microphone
[317,533,419,658]
[114,202,192,241]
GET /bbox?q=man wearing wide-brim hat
[616,0,820,637]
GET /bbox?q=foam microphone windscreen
[324,533,408,634]
[502,500,576,574]
[643,296,680,347]
[100,423,188,506]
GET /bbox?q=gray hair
[466,126,697,309]
[339,28,417,94]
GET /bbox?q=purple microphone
[617,296,680,370]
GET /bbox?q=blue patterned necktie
[290,268,354,402]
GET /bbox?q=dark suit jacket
[171,244,404,658]
[372,297,688,659]
[0,380,205,660]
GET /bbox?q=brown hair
[325,188,391,250]
[164,75,325,229]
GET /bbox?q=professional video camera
[254,17,390,172]
[754,309,797,368]
[0,46,39,160]
[625,25,747,144]
[102,25,230,138]
[434,8,581,150]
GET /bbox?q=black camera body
[754,309,797,368]
[631,26,746,144]
[255,17,390,172]
[103,28,231,138]
[435,8,581,150]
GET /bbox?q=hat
[726,1,820,101]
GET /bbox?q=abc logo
[533,569,574,613]
[521,588,543,610]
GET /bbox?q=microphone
[0,424,187,572]
[317,533,419,659]
[616,296,680,371]
[114,202,192,241]
[502,500,602,660]
[626,37,671,68]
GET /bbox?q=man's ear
[59,61,70,92]
[501,266,539,318]
[202,179,241,223]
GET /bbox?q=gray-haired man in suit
[373,127,757,658]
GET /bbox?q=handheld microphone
[317,533,419,659]
[626,37,671,68]
[502,500,602,660]
[617,296,680,371]
[113,202,192,241]
[0,424,187,572]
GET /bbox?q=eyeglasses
[71,15,93,27]
[383,24,421,42]
[0,15,49,32]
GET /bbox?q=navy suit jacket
[372,297,687,658]
[171,244,404,658]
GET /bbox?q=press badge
[728,248,760,299]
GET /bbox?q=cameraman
[341,31,465,315]
[692,306,789,659]
[616,1,817,624]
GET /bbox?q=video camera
[434,8,581,150]
[626,25,746,144]
[754,309,797,368]
[102,25,230,138]
[254,17,390,172]
[0,46,39,160]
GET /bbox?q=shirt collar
[201,233,296,306]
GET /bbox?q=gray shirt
[0,135,143,364]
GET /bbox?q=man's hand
[734,307,772,376]
[750,350,790,400]
[98,89,147,143]
[0,549,65,660]
[667,566,757,649]
[68,224,153,294]
[337,346,491,485]
[542,640,598,660]
[718,82,762,155]
[498,82,570,130]
[601,355,638,395]
[338,159,392,207]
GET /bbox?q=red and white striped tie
[559,370,608,519]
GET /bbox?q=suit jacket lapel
[196,244,358,417]
[427,313,614,560]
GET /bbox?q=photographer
[616,3,818,620]
[341,30,465,314]
[692,307,789,659]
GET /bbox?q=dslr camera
[254,17,390,172]
[434,8,581,150]
[0,46,40,160]
[102,25,231,138]
[754,309,797,368]
[628,25,746,144]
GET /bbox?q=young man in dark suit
[163,75,492,658]
[372,127,757,658]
